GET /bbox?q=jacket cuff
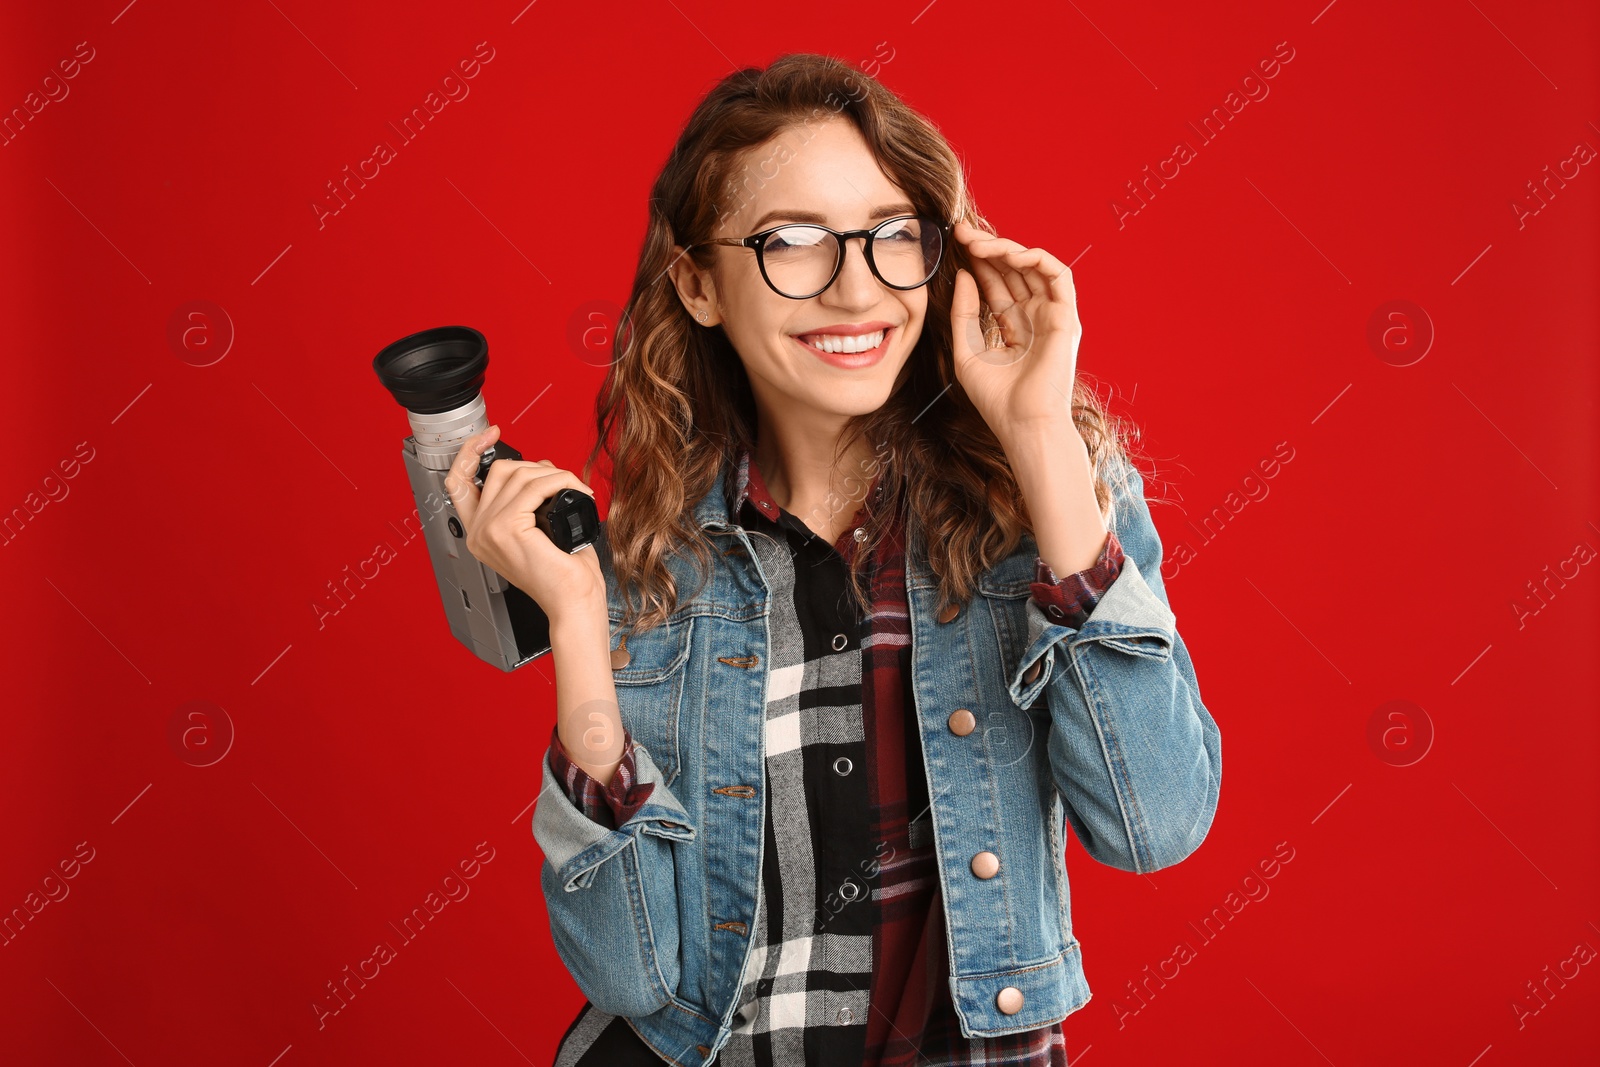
[547,722,655,830]
[1029,530,1126,630]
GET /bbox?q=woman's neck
[751,421,881,543]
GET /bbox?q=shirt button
[852,526,867,542]
[837,1007,854,1025]
[971,851,1000,879]
[833,756,853,776]
[996,986,1025,1014]
[832,633,848,651]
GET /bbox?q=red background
[3,1,1596,1063]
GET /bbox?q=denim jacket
[532,455,1222,1065]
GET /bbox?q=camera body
[373,325,600,671]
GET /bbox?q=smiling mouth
[795,327,890,354]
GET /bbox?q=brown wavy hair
[583,52,1143,636]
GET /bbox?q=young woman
[445,54,1221,1067]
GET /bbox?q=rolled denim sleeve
[1029,532,1125,629]
[546,723,656,830]
[533,730,695,1018]
[1007,459,1222,874]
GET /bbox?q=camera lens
[372,325,488,414]
[372,325,493,470]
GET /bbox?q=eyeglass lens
[762,216,942,298]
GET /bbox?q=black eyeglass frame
[691,214,954,300]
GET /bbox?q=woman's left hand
[949,220,1082,440]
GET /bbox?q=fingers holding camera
[443,423,501,529]
[462,459,603,615]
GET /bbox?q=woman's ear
[668,246,718,325]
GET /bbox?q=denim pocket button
[996,986,1024,1014]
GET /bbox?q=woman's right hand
[442,424,606,624]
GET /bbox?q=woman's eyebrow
[748,202,917,230]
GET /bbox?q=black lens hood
[372,325,489,414]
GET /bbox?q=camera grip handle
[473,440,600,554]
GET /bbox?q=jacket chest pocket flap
[608,613,695,786]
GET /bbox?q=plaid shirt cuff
[1029,530,1125,629]
[546,722,655,830]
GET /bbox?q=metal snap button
[947,708,976,736]
[833,756,853,776]
[970,851,999,879]
[832,633,848,651]
[1023,659,1043,684]
[937,602,960,624]
[837,1006,854,1025]
[839,879,862,901]
[1046,604,1066,622]
[996,986,1024,1014]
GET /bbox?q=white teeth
[800,329,885,354]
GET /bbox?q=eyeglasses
[693,214,952,300]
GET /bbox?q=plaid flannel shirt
[548,450,1123,1066]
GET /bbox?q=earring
[697,310,708,322]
